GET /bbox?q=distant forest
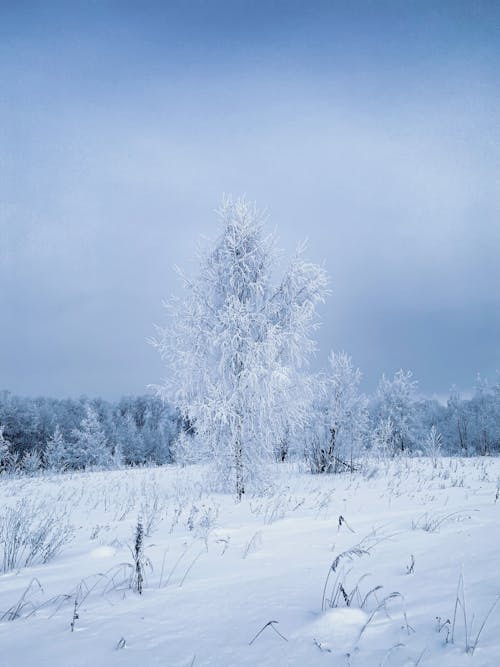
[0,392,181,471]
[1,370,499,474]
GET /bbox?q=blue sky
[1,1,499,398]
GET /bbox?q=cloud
[1,2,499,397]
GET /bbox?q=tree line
[0,370,498,476]
[0,392,181,472]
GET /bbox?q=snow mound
[89,546,116,559]
[299,608,368,652]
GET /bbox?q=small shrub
[424,426,442,468]
[0,499,74,573]
[130,519,151,594]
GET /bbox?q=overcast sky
[1,1,499,400]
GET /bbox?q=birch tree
[373,369,418,454]
[307,352,367,473]
[152,196,328,498]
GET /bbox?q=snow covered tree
[469,375,500,454]
[304,373,331,473]
[412,397,447,452]
[116,413,144,465]
[371,416,394,461]
[21,449,42,475]
[326,351,368,470]
[0,424,19,472]
[44,425,68,470]
[69,405,111,469]
[171,428,207,466]
[111,440,124,468]
[307,352,367,473]
[152,196,328,498]
[0,424,10,472]
[445,386,470,455]
[424,425,442,467]
[372,370,418,454]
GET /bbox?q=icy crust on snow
[0,458,500,666]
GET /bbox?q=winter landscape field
[3,3,499,666]
[1,457,500,667]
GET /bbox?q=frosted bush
[0,498,74,572]
[21,450,42,476]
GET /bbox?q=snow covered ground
[1,458,500,667]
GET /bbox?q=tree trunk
[234,417,244,501]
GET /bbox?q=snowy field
[1,458,500,667]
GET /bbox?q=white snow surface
[1,458,500,667]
